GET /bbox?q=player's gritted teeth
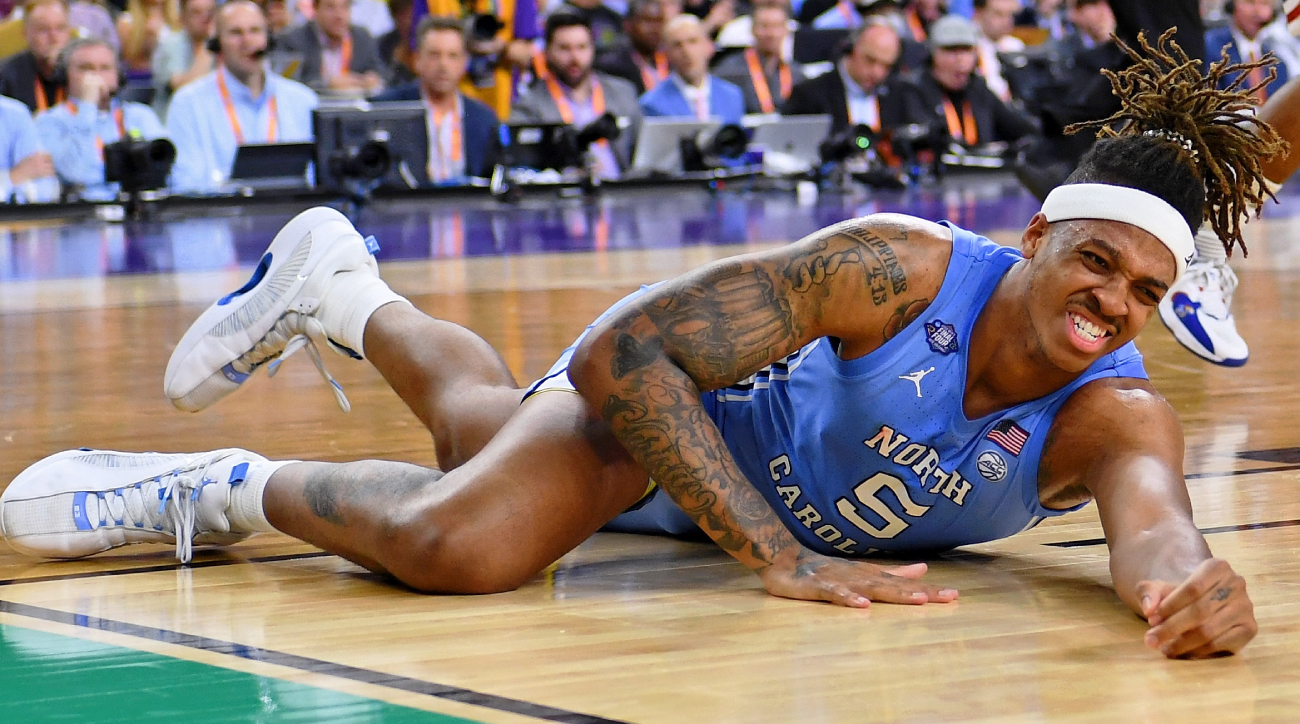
[1065,309,1114,354]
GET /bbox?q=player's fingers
[1153,610,1233,658]
[846,575,958,605]
[1135,580,1174,623]
[1153,559,1232,620]
[819,583,872,609]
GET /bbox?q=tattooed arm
[1040,379,1256,658]
[569,215,959,607]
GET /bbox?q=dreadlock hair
[1062,29,1288,257]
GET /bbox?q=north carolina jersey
[693,222,1148,556]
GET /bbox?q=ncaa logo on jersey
[925,320,959,355]
[977,450,1007,482]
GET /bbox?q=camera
[681,123,748,172]
[501,112,624,172]
[327,134,392,182]
[103,136,176,194]
[464,13,506,87]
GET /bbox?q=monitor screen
[313,102,429,191]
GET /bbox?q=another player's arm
[1039,379,1256,658]
[569,214,957,607]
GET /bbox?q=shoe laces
[1185,260,1239,320]
[87,455,220,564]
[231,311,351,412]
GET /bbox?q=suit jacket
[900,72,1038,146]
[508,72,643,171]
[595,46,667,96]
[1205,25,1291,98]
[277,22,385,91]
[370,83,501,179]
[0,51,66,113]
[781,68,907,135]
[712,50,806,115]
[639,75,746,126]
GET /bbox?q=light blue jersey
[537,222,1148,554]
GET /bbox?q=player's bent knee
[376,504,536,595]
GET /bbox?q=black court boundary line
[0,598,632,724]
[0,551,333,587]
[1185,462,1300,479]
[1045,518,1300,548]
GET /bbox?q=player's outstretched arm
[570,215,959,607]
[1041,379,1257,658]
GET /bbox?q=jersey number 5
[835,473,931,539]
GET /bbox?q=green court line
[0,624,482,723]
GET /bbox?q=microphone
[251,46,270,59]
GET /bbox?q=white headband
[1040,183,1195,280]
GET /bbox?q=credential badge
[925,320,959,355]
[977,451,1007,482]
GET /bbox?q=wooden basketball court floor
[2,206,1300,723]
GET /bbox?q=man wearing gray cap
[900,14,1036,148]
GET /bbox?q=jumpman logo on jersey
[899,367,935,398]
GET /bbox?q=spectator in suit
[782,19,905,135]
[1205,0,1293,102]
[972,0,1022,101]
[804,0,928,72]
[712,0,803,114]
[0,0,71,113]
[151,0,217,120]
[901,14,1036,146]
[509,12,642,178]
[277,0,384,93]
[0,94,57,202]
[639,13,744,124]
[371,16,500,181]
[35,38,168,201]
[595,0,668,95]
[167,0,318,192]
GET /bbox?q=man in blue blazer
[639,14,745,125]
[371,16,500,182]
[1205,0,1294,101]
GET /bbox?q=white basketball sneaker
[164,206,406,413]
[1158,257,1249,367]
[0,448,270,563]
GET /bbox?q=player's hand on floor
[759,549,958,608]
[1137,557,1256,659]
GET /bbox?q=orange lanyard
[217,69,278,144]
[68,101,126,159]
[427,97,462,180]
[532,50,549,80]
[636,51,668,91]
[338,34,352,76]
[906,8,927,42]
[34,80,64,112]
[544,74,605,124]
[942,96,977,145]
[744,48,791,114]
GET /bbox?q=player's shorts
[522,283,699,537]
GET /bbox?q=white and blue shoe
[0,448,266,563]
[163,207,385,413]
[1158,258,1250,367]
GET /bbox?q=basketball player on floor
[0,37,1279,659]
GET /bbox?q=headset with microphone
[205,33,277,58]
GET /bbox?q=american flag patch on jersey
[985,419,1029,456]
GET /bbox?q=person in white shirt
[972,0,1022,102]
[166,0,318,192]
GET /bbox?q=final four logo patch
[925,320,959,355]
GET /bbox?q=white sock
[316,272,410,358]
[1193,226,1229,263]
[226,460,299,533]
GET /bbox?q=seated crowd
[0,0,1291,201]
